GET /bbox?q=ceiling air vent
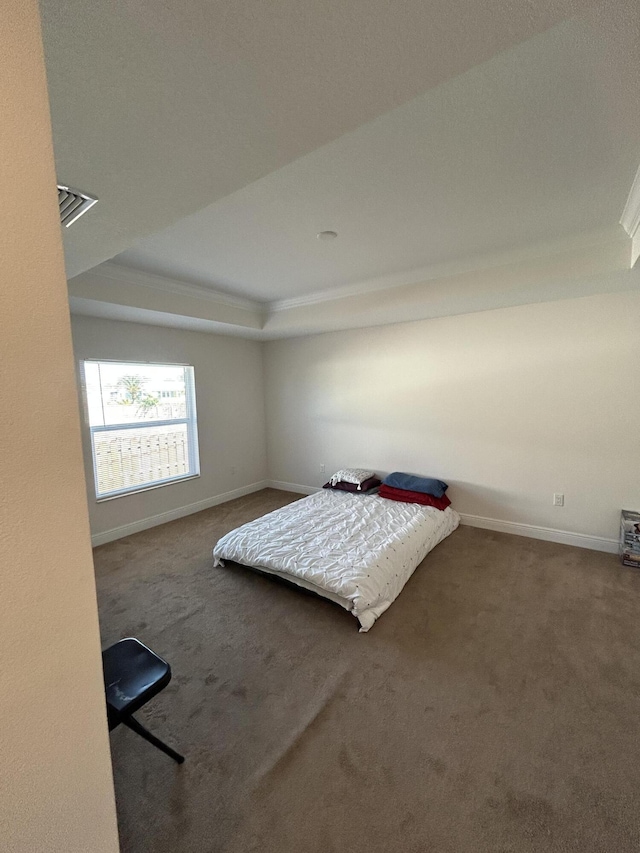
[57,184,98,227]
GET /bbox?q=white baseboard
[266,480,320,496]
[459,513,618,554]
[266,483,618,554]
[92,478,619,556]
[91,480,269,547]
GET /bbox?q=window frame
[80,358,200,501]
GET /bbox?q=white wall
[264,290,640,544]
[0,1,119,850]
[71,316,267,542]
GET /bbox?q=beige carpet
[94,489,640,853]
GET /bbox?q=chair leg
[122,714,185,764]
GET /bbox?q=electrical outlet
[320,463,325,473]
[553,493,564,507]
[231,465,236,475]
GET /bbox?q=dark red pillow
[378,484,451,510]
[323,476,382,493]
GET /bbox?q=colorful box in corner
[620,510,640,568]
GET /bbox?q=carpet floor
[93,489,640,853]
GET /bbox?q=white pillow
[329,468,376,490]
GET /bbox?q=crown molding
[268,226,627,313]
[621,164,640,239]
[79,227,628,320]
[69,296,268,339]
[69,224,635,340]
[621,164,640,267]
[80,261,264,314]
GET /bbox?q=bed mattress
[212,490,459,631]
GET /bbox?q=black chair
[102,637,185,764]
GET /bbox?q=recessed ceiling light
[317,230,338,240]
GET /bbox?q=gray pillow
[382,471,448,498]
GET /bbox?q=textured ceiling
[113,6,640,301]
[40,0,597,279]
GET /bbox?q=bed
[212,489,459,631]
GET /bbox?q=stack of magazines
[620,510,640,568]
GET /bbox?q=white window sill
[95,473,200,502]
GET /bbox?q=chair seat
[102,638,171,727]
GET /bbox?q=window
[82,360,200,500]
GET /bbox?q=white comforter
[213,490,459,631]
